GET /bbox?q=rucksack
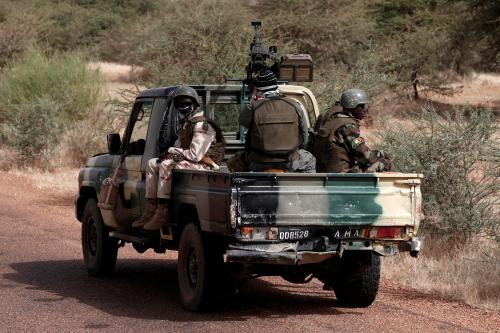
[248,97,301,157]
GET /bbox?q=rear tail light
[239,227,279,240]
[369,227,404,239]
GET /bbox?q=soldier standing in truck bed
[229,69,316,173]
[311,88,391,173]
[132,86,225,231]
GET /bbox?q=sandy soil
[423,72,500,111]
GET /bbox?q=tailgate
[234,172,423,230]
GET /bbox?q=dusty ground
[424,73,500,111]
[0,170,499,332]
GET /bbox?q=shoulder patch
[202,120,209,131]
[352,137,365,146]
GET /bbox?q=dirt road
[0,170,498,332]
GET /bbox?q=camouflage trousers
[145,157,211,199]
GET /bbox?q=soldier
[132,86,225,231]
[311,88,391,173]
[229,69,316,172]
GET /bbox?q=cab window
[125,100,153,155]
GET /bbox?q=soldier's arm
[168,121,216,163]
[239,103,253,129]
[336,124,380,166]
[296,104,309,149]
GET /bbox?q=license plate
[278,229,310,240]
[331,228,363,239]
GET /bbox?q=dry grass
[383,236,500,311]
[87,61,147,83]
[8,168,80,194]
[0,147,17,170]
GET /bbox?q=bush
[0,2,44,67]
[377,104,499,240]
[0,47,104,169]
[35,0,158,53]
[101,0,253,86]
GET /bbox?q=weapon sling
[97,155,125,210]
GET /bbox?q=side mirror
[107,133,121,155]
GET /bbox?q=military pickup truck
[75,83,423,312]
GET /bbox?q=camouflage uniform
[145,111,216,199]
[312,106,389,173]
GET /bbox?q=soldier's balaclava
[175,96,196,120]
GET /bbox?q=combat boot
[143,202,169,231]
[131,199,157,228]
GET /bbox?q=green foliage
[378,105,499,240]
[3,0,498,98]
[0,47,104,169]
[42,3,120,52]
[453,0,500,71]
[2,98,60,167]
[29,0,158,53]
[101,0,253,86]
[0,2,44,67]
[372,0,440,33]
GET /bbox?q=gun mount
[245,20,313,86]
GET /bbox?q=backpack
[248,96,301,158]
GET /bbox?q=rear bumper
[227,242,339,266]
[226,237,422,265]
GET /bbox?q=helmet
[173,86,201,108]
[340,89,369,109]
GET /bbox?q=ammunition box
[278,53,313,82]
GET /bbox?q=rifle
[97,134,129,210]
[245,20,279,88]
[242,20,314,90]
[98,154,125,210]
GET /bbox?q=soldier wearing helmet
[132,86,225,231]
[311,88,391,173]
[228,69,316,173]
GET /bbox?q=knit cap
[254,69,278,92]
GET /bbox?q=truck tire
[81,198,118,277]
[177,223,224,312]
[333,252,380,307]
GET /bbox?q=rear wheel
[333,252,380,307]
[177,223,224,312]
[82,198,118,276]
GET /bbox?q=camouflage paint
[237,172,422,237]
[80,154,144,229]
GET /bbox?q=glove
[167,147,184,162]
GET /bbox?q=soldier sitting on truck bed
[132,86,225,231]
[311,88,391,173]
[228,70,316,173]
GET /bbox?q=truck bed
[171,170,423,237]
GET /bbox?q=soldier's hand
[172,153,184,162]
[382,158,392,171]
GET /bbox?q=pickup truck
[75,83,423,312]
